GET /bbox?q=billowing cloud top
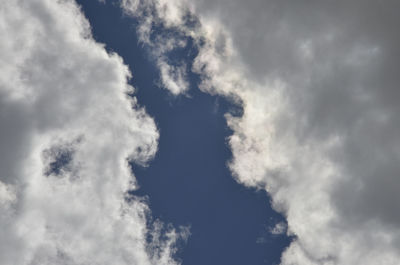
[121,0,400,264]
[0,1,186,265]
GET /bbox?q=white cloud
[121,0,193,95]
[157,59,189,96]
[269,222,287,236]
[121,0,400,264]
[0,1,187,264]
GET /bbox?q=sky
[1,0,400,265]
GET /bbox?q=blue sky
[77,1,290,264]
[2,1,400,265]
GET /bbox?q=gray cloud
[121,0,400,264]
[0,0,187,264]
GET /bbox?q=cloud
[121,0,193,95]
[0,0,187,264]
[121,0,400,264]
[269,222,287,236]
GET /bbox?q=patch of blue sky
[76,1,292,264]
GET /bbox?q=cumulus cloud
[121,0,400,264]
[0,1,187,264]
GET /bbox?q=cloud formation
[121,0,400,264]
[121,0,193,95]
[0,1,186,264]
